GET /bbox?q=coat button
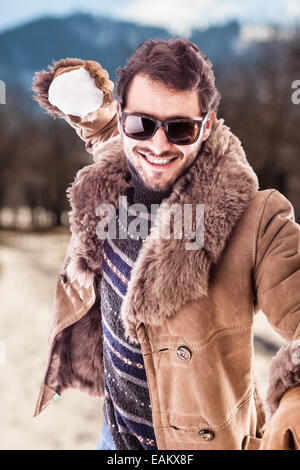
[198,429,215,441]
[60,274,68,284]
[176,346,192,361]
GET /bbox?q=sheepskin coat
[33,117,300,450]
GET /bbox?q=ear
[116,101,122,133]
[116,101,121,116]
[202,110,215,141]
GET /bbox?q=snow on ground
[0,229,103,450]
[0,230,285,449]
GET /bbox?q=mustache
[135,146,183,159]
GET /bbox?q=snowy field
[0,229,286,450]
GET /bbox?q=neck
[126,158,172,208]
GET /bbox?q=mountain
[0,14,169,90]
[0,13,244,109]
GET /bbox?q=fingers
[260,426,300,450]
[85,60,115,108]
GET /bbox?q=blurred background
[0,0,299,450]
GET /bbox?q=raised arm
[32,58,119,154]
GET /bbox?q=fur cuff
[265,340,300,419]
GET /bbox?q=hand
[32,58,118,148]
[260,386,300,450]
[32,58,115,119]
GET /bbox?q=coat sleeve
[253,189,300,418]
[32,58,119,154]
[42,235,105,405]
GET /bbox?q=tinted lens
[167,120,199,145]
[123,115,156,140]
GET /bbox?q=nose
[147,126,172,153]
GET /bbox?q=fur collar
[66,117,259,343]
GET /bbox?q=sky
[1,0,300,35]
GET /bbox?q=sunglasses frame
[120,111,208,146]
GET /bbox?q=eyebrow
[164,114,193,120]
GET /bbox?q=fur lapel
[66,117,259,343]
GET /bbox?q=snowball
[48,67,104,118]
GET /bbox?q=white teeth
[144,155,174,165]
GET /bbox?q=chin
[146,178,172,192]
[126,150,173,191]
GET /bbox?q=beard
[122,137,204,192]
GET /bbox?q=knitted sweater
[100,159,172,450]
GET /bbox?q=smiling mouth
[138,152,178,167]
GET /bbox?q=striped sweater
[101,162,172,450]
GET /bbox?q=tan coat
[33,116,300,450]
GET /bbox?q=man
[32,38,300,450]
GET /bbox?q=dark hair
[115,37,221,116]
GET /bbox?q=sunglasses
[120,111,208,146]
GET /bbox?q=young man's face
[117,74,213,191]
